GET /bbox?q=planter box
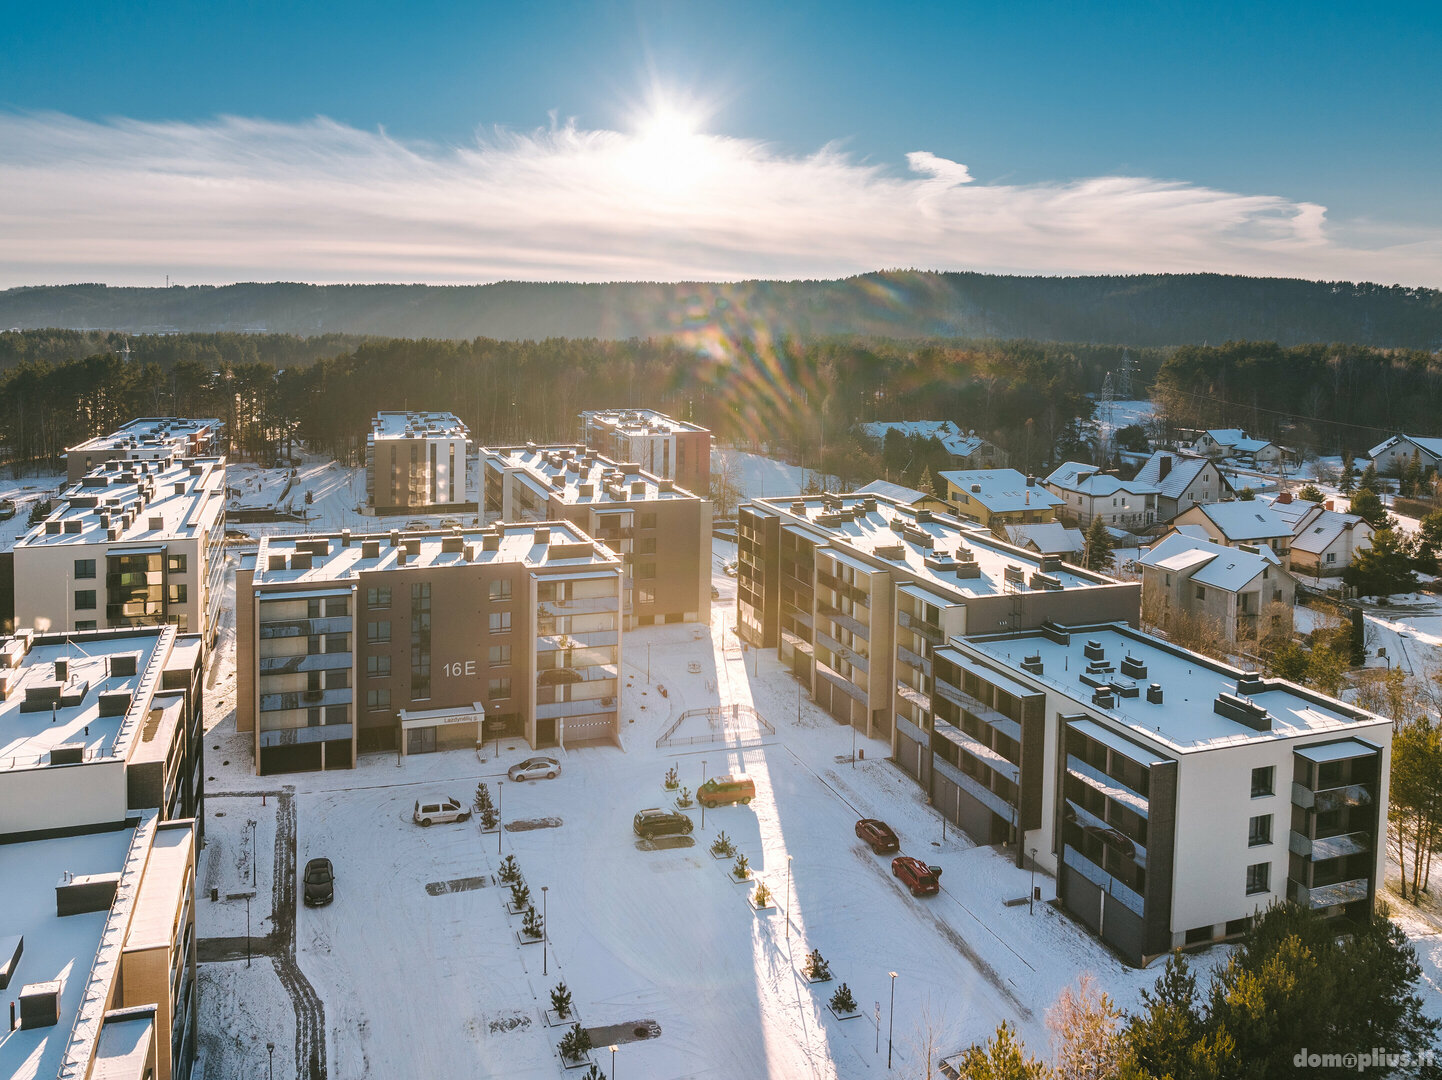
[827,1006,862,1021]
[515,930,545,946]
[560,1053,593,1071]
[674,799,697,812]
[709,848,736,861]
[802,970,834,985]
[727,871,753,885]
[544,1008,581,1029]
[506,901,533,916]
[750,895,776,913]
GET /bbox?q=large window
[167,553,188,574]
[1248,814,1272,847]
[1250,766,1275,798]
[488,579,512,602]
[411,582,431,701]
[74,559,96,579]
[367,586,391,609]
[1245,862,1271,895]
[488,677,511,701]
[366,655,392,679]
[488,644,511,667]
[74,589,97,610]
[489,611,512,634]
[367,620,391,644]
[366,689,391,711]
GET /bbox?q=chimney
[1158,455,1173,480]
[1325,499,1334,511]
[1026,475,1035,487]
[1277,490,1292,504]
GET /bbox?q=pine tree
[829,983,857,1014]
[498,855,520,883]
[1391,719,1442,901]
[951,1021,1050,1079]
[1082,516,1113,572]
[1340,453,1356,494]
[550,981,573,1020]
[732,853,750,880]
[710,831,734,857]
[521,907,544,939]
[558,1022,593,1062]
[1361,460,1380,492]
[510,881,531,910]
[753,881,772,907]
[803,949,831,981]
[1405,449,1424,497]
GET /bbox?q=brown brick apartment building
[579,409,711,498]
[365,411,472,515]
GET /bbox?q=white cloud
[0,110,1438,288]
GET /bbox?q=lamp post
[701,759,708,829]
[541,885,549,976]
[851,722,857,769]
[887,971,898,1070]
[647,642,652,684]
[249,819,258,888]
[1029,847,1038,915]
[497,780,503,855]
[245,895,251,968]
[609,1044,618,1078]
[266,1041,275,1080]
[786,855,794,942]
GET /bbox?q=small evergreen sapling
[676,785,693,808]
[753,881,772,907]
[710,831,734,857]
[510,881,531,910]
[474,783,494,812]
[522,907,544,939]
[481,805,499,830]
[830,983,858,1015]
[558,1022,593,1061]
[664,765,679,790]
[581,1066,605,1080]
[498,855,520,883]
[550,981,573,1020]
[732,853,750,880]
[803,949,831,981]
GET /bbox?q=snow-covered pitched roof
[1201,429,1275,454]
[856,479,933,506]
[1367,433,1442,462]
[1004,523,1086,556]
[1140,532,1279,592]
[860,420,990,459]
[1289,508,1374,555]
[938,468,1063,513]
[1258,494,1319,529]
[1189,500,1292,541]
[1045,461,1157,498]
[1133,451,1218,501]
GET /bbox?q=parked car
[696,773,756,808]
[633,808,695,839]
[302,857,334,906]
[855,818,900,854]
[508,756,561,781]
[723,560,739,577]
[413,796,471,826]
[891,856,941,896]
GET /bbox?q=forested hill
[2,271,1440,348]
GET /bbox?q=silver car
[508,756,561,781]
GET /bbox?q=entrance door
[407,727,437,755]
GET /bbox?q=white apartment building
[14,457,227,644]
[65,417,225,483]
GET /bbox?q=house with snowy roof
[1003,522,1087,560]
[1140,532,1294,643]
[1132,451,1233,521]
[1191,429,1287,466]
[1169,500,1294,566]
[859,420,1009,468]
[939,468,1062,530]
[1368,433,1442,475]
[856,479,951,514]
[1044,461,1158,529]
[1260,492,1374,577]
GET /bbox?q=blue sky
[1,1,1439,286]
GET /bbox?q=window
[366,655,392,679]
[325,670,349,689]
[411,582,431,701]
[366,689,391,711]
[1248,814,1272,847]
[367,586,391,609]
[488,579,512,602]
[74,559,96,579]
[637,537,657,555]
[76,620,97,631]
[1245,862,1270,895]
[325,596,347,617]
[367,620,391,644]
[489,611,512,634]
[637,562,657,580]
[637,585,656,605]
[74,589,96,610]
[488,644,511,667]
[168,584,188,604]
[167,554,188,574]
[1194,584,1205,600]
[1250,766,1274,798]
[1325,552,1336,564]
[638,512,657,529]
[488,676,511,701]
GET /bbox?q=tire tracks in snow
[271,791,329,1079]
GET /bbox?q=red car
[855,818,900,854]
[891,856,941,896]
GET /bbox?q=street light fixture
[266,1042,275,1080]
[888,971,898,1070]
[541,885,549,976]
[609,1043,618,1077]
[497,780,503,856]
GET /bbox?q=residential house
[1192,429,1286,466]
[1044,462,1158,529]
[939,469,1062,530]
[1168,501,1294,566]
[1002,523,1087,561]
[1139,533,1294,643]
[860,421,1009,468]
[1367,434,1442,475]
[1132,452,1232,522]
[1261,493,1374,577]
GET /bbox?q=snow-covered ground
[717,447,836,500]
[196,554,1186,1080]
[0,469,64,550]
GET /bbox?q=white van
[413,796,470,826]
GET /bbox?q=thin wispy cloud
[1,111,1438,288]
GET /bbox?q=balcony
[1288,830,1372,860]
[1287,876,1370,909]
[1291,782,1374,812]
[814,628,869,675]
[537,596,620,616]
[897,609,944,646]
[259,652,353,675]
[932,681,1022,741]
[258,616,352,639]
[259,687,353,712]
[896,682,930,712]
[536,698,618,720]
[536,663,618,686]
[896,642,928,670]
[535,629,619,651]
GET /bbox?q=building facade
[365,411,471,515]
[1368,433,1442,475]
[481,444,711,627]
[14,456,227,645]
[236,523,623,774]
[939,469,1062,530]
[579,409,711,497]
[1044,462,1158,529]
[1139,533,1294,643]
[65,417,225,484]
[1132,452,1232,522]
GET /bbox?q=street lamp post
[1029,847,1038,915]
[701,759,708,829]
[851,722,857,769]
[497,780,503,855]
[541,885,549,976]
[249,820,258,888]
[266,1041,275,1080]
[245,895,251,968]
[647,642,652,684]
[786,855,793,941]
[609,1044,618,1078]
[887,971,898,1070]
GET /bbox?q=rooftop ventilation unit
[1092,688,1115,709]
[49,742,85,765]
[1120,655,1148,679]
[18,980,62,1029]
[1214,692,1271,731]
[482,534,501,551]
[361,540,380,559]
[1147,683,1164,704]
[1021,654,1044,675]
[1083,639,1105,661]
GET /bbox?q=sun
[637,103,701,146]
[625,96,714,194]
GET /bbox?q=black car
[633,808,694,839]
[303,857,334,906]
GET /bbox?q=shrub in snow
[498,855,520,883]
[753,882,772,907]
[803,949,831,981]
[830,983,857,1015]
[676,786,693,808]
[522,907,544,939]
[558,1022,593,1061]
[480,806,499,830]
[550,981,573,1020]
[710,831,735,857]
[474,783,493,812]
[510,881,531,910]
[664,765,679,790]
[581,1066,605,1080]
[732,853,750,880]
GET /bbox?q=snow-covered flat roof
[581,408,708,435]
[252,522,620,584]
[16,457,224,549]
[484,444,700,502]
[752,492,1113,601]
[371,411,470,441]
[964,623,1385,753]
[66,417,223,456]
[0,629,170,769]
[938,469,1064,513]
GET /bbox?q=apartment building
[735,493,1139,746]
[236,523,623,774]
[13,456,227,645]
[481,444,711,626]
[365,411,471,515]
[939,469,1062,530]
[0,625,207,841]
[580,409,711,497]
[65,417,225,484]
[936,622,1390,964]
[1,814,198,1080]
[1139,532,1295,643]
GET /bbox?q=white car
[413,796,471,826]
[723,560,739,577]
[507,756,561,781]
